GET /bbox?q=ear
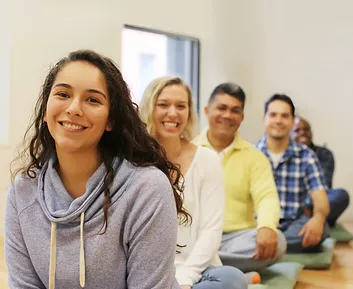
[204,106,209,118]
[43,113,47,122]
[105,121,113,132]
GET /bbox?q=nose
[66,98,83,116]
[167,105,177,117]
[222,109,232,119]
[274,115,283,123]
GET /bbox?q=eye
[157,103,168,107]
[56,92,69,98]
[177,104,186,109]
[232,109,242,114]
[87,97,101,104]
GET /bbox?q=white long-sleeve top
[175,146,225,286]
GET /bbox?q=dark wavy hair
[12,49,190,233]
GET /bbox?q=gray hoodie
[5,156,181,289]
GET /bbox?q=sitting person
[256,94,330,253]
[139,77,247,289]
[5,50,190,289]
[293,116,350,227]
[193,83,286,277]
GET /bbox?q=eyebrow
[218,103,242,109]
[157,99,188,104]
[270,111,290,115]
[53,83,107,99]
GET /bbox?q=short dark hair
[209,82,246,108]
[264,94,295,116]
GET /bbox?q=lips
[59,121,87,131]
[217,120,234,127]
[162,122,179,128]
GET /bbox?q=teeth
[62,123,84,130]
[163,122,178,128]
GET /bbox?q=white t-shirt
[268,151,284,169]
[175,146,224,286]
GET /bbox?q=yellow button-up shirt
[193,131,280,232]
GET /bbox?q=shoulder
[131,165,171,189]
[316,145,334,157]
[296,142,316,158]
[185,146,224,186]
[193,146,222,172]
[122,165,178,228]
[8,172,40,213]
[239,139,270,163]
[238,136,266,156]
[196,146,219,161]
[126,165,174,203]
[294,142,320,165]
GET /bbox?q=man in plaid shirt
[256,94,330,253]
[293,117,349,227]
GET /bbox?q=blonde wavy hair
[139,76,198,141]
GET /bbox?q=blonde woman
[140,77,247,289]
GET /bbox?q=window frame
[123,24,201,112]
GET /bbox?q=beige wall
[1,0,352,235]
[230,1,353,220]
[0,0,227,235]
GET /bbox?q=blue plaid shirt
[256,136,327,227]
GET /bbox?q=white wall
[1,0,352,236]
[228,1,353,220]
[0,0,228,235]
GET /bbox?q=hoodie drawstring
[49,222,57,289]
[80,212,86,287]
[48,212,86,288]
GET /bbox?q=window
[121,25,200,111]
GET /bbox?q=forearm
[311,190,330,220]
[256,195,280,231]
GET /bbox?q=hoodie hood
[38,156,136,225]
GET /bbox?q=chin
[269,134,286,140]
[157,131,180,139]
[272,135,287,140]
[220,130,236,138]
[54,139,85,153]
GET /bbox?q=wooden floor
[0,223,352,288]
[295,222,353,289]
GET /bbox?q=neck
[157,135,183,162]
[56,148,102,199]
[207,130,235,152]
[266,135,290,154]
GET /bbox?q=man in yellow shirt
[193,83,286,273]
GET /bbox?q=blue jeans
[280,214,330,253]
[326,188,350,226]
[192,266,247,289]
